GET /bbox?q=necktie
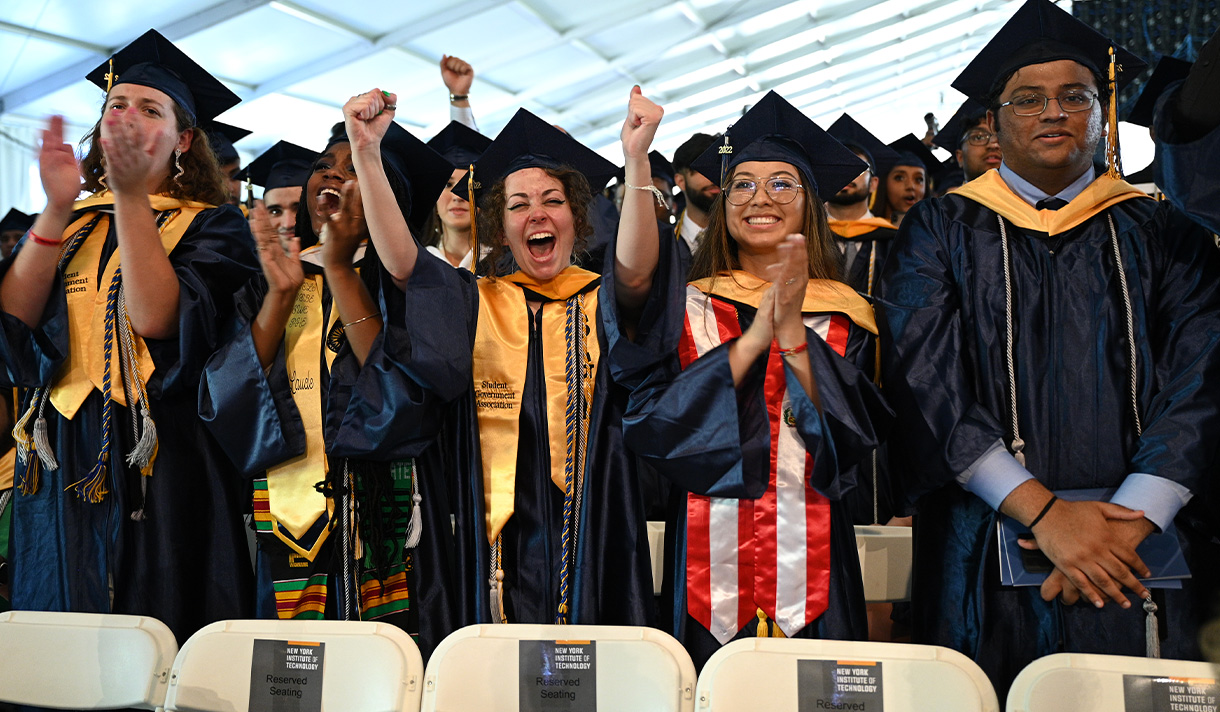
[1036,197,1069,211]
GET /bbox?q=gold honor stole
[473,266,601,545]
[50,193,206,419]
[259,271,344,559]
[827,217,896,239]
[951,170,1150,236]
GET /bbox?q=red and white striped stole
[679,283,851,642]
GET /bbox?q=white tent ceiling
[2,0,1154,195]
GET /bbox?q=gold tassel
[104,58,116,92]
[467,163,478,262]
[1106,46,1123,180]
[756,608,769,638]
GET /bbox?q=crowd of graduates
[0,0,1218,698]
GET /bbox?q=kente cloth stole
[679,275,859,643]
[259,273,346,559]
[471,267,601,546]
[259,460,415,621]
[951,170,1149,236]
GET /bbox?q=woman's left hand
[321,180,366,269]
[620,85,663,159]
[100,112,169,196]
[770,234,810,345]
[343,88,396,154]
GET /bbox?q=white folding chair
[854,524,913,603]
[697,637,999,711]
[421,623,697,712]
[1006,652,1220,712]
[0,610,177,710]
[162,619,423,712]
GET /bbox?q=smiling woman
[622,90,892,669]
[323,86,670,628]
[0,29,260,644]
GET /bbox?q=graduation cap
[321,121,453,235]
[648,150,676,186]
[690,91,867,201]
[827,113,901,176]
[427,121,493,170]
[0,208,35,234]
[235,140,317,192]
[205,120,251,165]
[1126,55,1192,128]
[951,0,1147,105]
[885,134,938,174]
[952,0,1147,178]
[451,108,618,204]
[932,98,990,151]
[85,29,241,126]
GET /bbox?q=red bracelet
[28,230,62,247]
[778,341,808,357]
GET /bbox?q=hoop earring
[173,148,184,185]
[99,156,109,191]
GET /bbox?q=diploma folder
[997,488,1190,588]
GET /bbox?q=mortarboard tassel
[403,459,422,549]
[756,608,769,638]
[1143,592,1161,658]
[1106,46,1123,180]
[105,58,116,93]
[467,163,478,263]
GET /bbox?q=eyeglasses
[998,91,1097,117]
[725,176,804,205]
[964,130,997,146]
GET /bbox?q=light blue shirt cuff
[956,440,1035,510]
[1110,473,1193,532]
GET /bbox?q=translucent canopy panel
[2,0,1072,169]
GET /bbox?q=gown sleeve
[0,205,258,394]
[876,200,1011,506]
[197,274,306,475]
[145,204,261,397]
[0,235,69,388]
[325,247,477,460]
[1128,201,1220,493]
[1153,83,1220,235]
[624,302,889,502]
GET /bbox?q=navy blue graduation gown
[325,239,675,627]
[0,202,258,644]
[200,251,464,661]
[877,187,1220,696]
[1154,83,1220,235]
[622,285,890,669]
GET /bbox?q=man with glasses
[934,98,1002,183]
[879,0,1220,696]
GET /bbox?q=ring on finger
[784,278,797,285]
